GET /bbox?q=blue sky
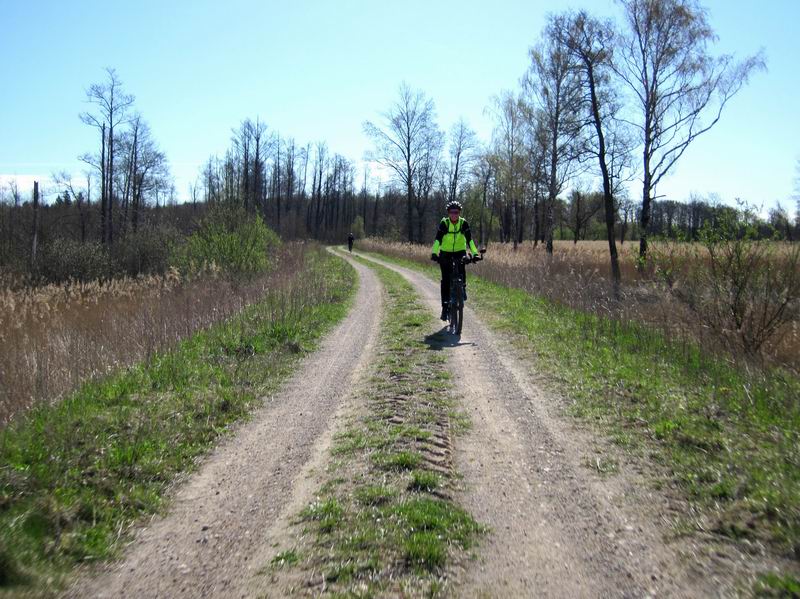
[1,0,798,212]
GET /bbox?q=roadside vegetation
[0,246,355,595]
[360,235,800,373]
[265,256,482,597]
[0,206,281,424]
[358,243,800,593]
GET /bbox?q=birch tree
[615,0,765,260]
[551,11,634,288]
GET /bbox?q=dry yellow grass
[361,238,800,372]
[0,243,322,424]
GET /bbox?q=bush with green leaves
[174,206,280,278]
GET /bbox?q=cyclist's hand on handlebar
[431,253,439,263]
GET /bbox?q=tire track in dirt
[66,254,382,599]
[356,252,713,599]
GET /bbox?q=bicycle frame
[444,251,484,335]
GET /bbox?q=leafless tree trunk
[30,182,39,268]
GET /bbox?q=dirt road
[355,252,714,598]
[67,250,718,598]
[66,257,383,599]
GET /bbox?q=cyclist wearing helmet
[430,200,479,321]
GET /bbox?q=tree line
[363,0,770,289]
[3,0,798,288]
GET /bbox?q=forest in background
[2,0,799,289]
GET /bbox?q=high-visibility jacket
[431,216,479,255]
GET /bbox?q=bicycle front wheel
[454,305,464,335]
[449,304,461,334]
[449,279,463,335]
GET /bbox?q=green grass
[363,250,800,582]
[372,450,423,471]
[392,499,481,571]
[271,253,483,596]
[408,470,441,493]
[0,248,356,594]
[270,550,300,568]
[755,572,800,597]
[354,485,396,507]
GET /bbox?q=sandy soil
[65,256,383,599]
[356,252,725,599]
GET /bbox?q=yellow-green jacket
[431,216,479,255]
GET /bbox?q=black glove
[431,254,439,262]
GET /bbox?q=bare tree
[489,92,528,248]
[80,68,135,244]
[794,159,800,200]
[768,203,792,241]
[615,0,765,260]
[364,83,439,242]
[414,123,444,240]
[524,32,587,254]
[794,159,800,237]
[189,178,199,211]
[53,171,89,242]
[446,118,477,205]
[618,194,635,244]
[566,189,603,243]
[551,10,634,288]
[31,182,40,267]
[521,105,549,247]
[472,152,493,246]
[118,118,169,232]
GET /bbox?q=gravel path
[356,253,712,599]
[66,255,382,599]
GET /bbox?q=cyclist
[430,200,479,321]
[347,232,355,253]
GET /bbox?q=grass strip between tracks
[0,248,356,595]
[265,255,482,597]
[359,249,800,596]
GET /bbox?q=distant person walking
[347,233,355,253]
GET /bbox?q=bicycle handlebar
[432,249,486,265]
[434,254,484,265]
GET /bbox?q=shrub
[112,226,181,276]
[35,238,117,283]
[654,209,800,356]
[174,206,280,278]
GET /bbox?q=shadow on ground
[424,328,476,350]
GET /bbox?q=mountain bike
[444,249,485,336]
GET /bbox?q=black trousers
[439,251,466,306]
